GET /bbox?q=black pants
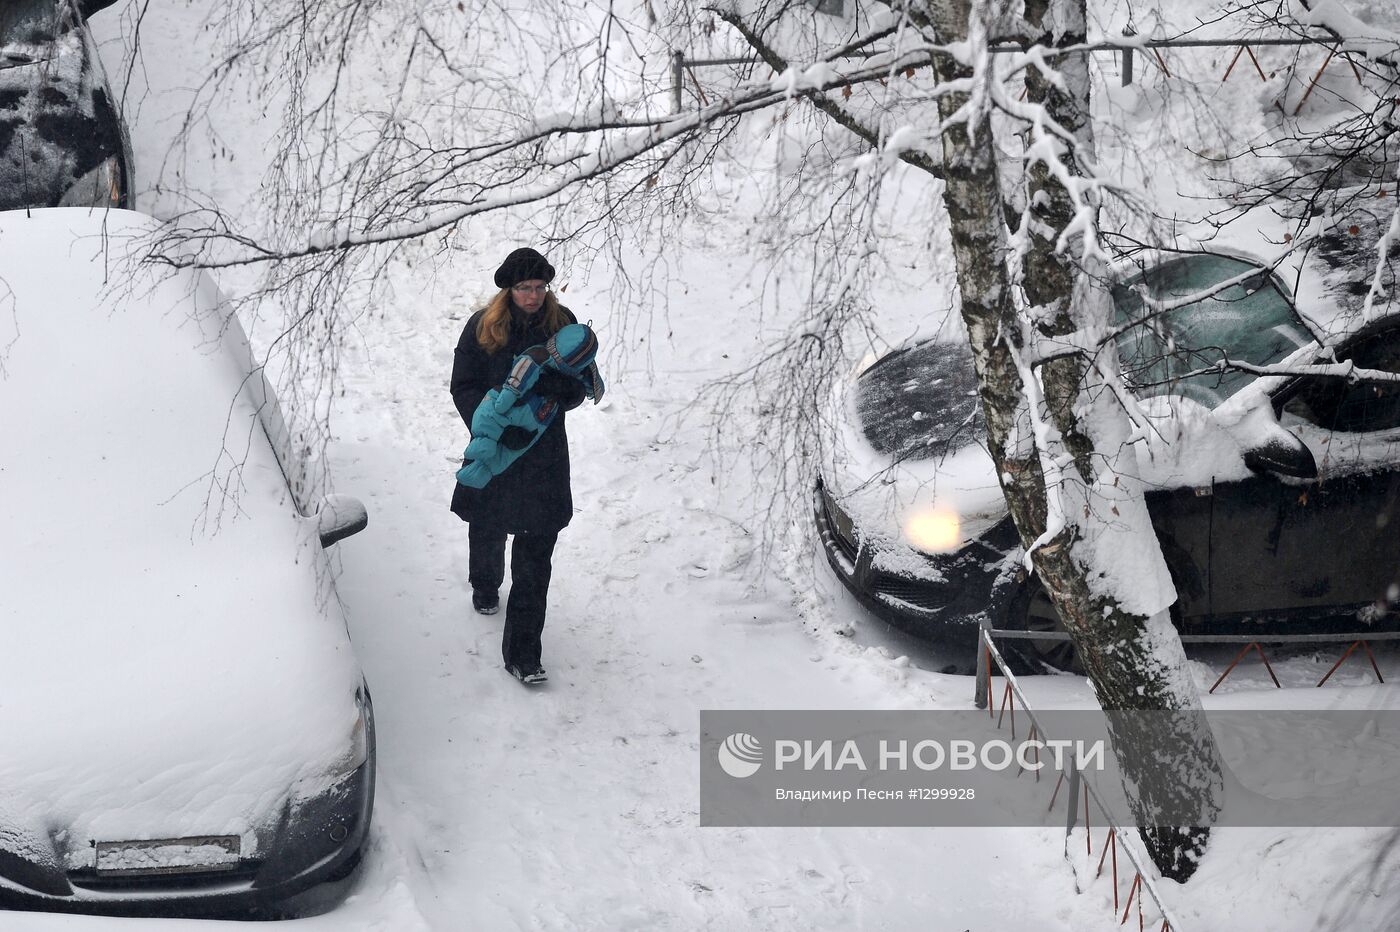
[468,523,559,669]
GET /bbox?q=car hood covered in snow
[826,339,1010,573]
[0,210,363,864]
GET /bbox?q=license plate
[825,490,856,545]
[95,835,241,876]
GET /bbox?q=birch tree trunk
[926,0,1222,881]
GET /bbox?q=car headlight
[903,506,962,553]
[57,156,122,208]
[902,504,1008,555]
[346,687,371,772]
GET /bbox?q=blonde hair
[476,288,570,354]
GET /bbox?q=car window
[1280,329,1400,433]
[1,0,65,46]
[1111,254,1312,407]
[0,0,130,210]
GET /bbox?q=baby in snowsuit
[456,322,604,489]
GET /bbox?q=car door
[1207,325,1400,619]
[1110,253,1315,620]
[1145,485,1215,620]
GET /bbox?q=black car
[816,252,1400,668]
[0,0,133,209]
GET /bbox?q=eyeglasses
[510,284,549,296]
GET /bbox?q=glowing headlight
[903,506,962,553]
[347,707,369,770]
[340,686,373,774]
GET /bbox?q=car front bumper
[0,713,376,920]
[813,478,1018,643]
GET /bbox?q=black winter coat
[450,304,583,534]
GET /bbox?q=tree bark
[926,0,1221,880]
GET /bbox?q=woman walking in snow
[450,247,594,686]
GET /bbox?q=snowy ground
[15,0,1400,929]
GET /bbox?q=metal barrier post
[1122,27,1136,87]
[671,51,684,113]
[1064,766,1081,841]
[975,618,991,709]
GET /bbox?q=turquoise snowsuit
[455,323,603,490]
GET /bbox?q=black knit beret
[494,247,556,289]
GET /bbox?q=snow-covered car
[0,0,134,210]
[0,209,373,917]
[816,251,1400,669]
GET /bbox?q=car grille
[68,862,261,893]
[819,485,858,562]
[873,576,951,613]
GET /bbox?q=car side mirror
[1242,432,1318,480]
[317,494,368,547]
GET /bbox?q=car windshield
[1,0,63,47]
[855,256,1312,461]
[1111,254,1313,407]
[855,339,984,461]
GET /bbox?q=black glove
[534,368,587,411]
[499,425,535,450]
